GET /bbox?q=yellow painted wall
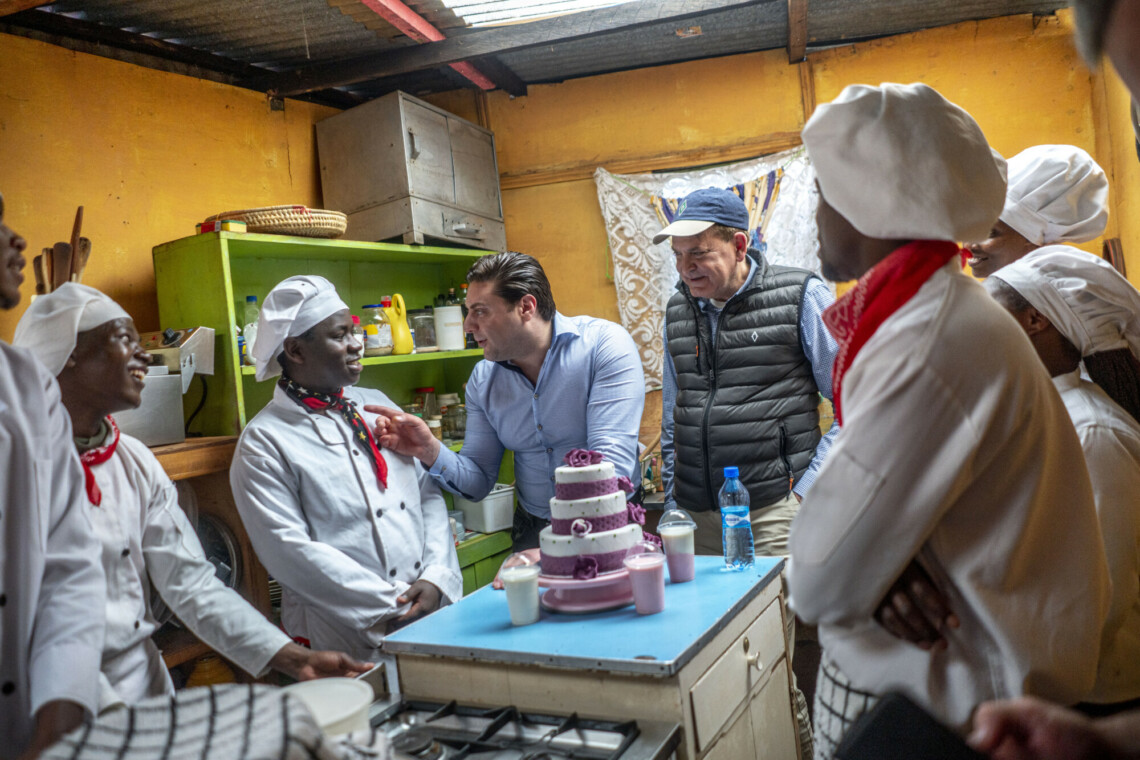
[811,12,1105,259]
[473,9,1136,320]
[3,8,1137,342]
[0,33,336,340]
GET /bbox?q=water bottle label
[722,512,748,528]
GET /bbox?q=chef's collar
[74,418,112,452]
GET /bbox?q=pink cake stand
[538,569,634,613]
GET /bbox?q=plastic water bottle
[242,295,260,360]
[719,466,754,570]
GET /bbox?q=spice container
[410,309,438,352]
[427,418,443,441]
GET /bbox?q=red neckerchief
[79,416,120,506]
[280,376,389,489]
[822,240,962,425]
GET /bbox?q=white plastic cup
[659,524,696,583]
[500,564,541,625]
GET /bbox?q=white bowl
[283,678,372,735]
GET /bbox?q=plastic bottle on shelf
[350,315,364,347]
[718,466,754,570]
[414,387,440,418]
[384,294,414,355]
[242,295,260,362]
[461,283,478,349]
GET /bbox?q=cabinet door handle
[408,130,420,159]
[746,652,763,671]
[451,222,483,238]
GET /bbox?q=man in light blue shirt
[371,252,644,550]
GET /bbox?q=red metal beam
[359,0,496,90]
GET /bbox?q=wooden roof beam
[786,0,807,63]
[269,0,777,98]
[356,0,525,95]
[0,0,46,17]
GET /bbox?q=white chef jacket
[0,343,105,758]
[88,429,292,709]
[788,260,1111,728]
[230,384,462,661]
[1053,370,1140,704]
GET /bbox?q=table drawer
[689,596,785,751]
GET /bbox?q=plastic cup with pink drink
[658,508,697,583]
[623,541,666,615]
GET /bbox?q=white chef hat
[12,283,131,376]
[802,82,1007,244]
[253,275,348,381]
[989,245,1140,358]
[999,145,1108,246]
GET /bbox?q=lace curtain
[595,147,821,388]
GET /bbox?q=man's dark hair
[466,251,556,321]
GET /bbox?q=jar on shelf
[446,404,466,440]
[427,417,443,441]
[362,304,393,357]
[410,309,438,353]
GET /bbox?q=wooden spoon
[70,206,83,253]
[72,237,91,282]
[42,247,53,293]
[52,242,72,291]
[32,254,46,296]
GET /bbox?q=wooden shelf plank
[239,348,483,375]
[152,436,238,480]
[156,231,495,264]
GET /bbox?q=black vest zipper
[779,421,795,494]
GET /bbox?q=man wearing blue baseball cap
[655,185,838,756]
[655,187,837,550]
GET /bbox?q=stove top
[369,698,681,760]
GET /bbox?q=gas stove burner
[391,728,445,759]
[373,697,680,760]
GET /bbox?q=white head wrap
[12,283,131,376]
[989,245,1140,358]
[802,82,1007,243]
[253,275,348,381]
[999,145,1108,246]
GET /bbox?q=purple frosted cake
[539,449,644,579]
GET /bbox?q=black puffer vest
[667,250,821,510]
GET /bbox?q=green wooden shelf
[238,349,483,375]
[154,232,489,435]
[156,231,494,264]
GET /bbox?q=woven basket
[203,205,347,238]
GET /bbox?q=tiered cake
[539,449,644,579]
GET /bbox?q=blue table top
[383,555,784,676]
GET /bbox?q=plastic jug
[384,294,414,355]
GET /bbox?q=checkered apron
[813,650,880,760]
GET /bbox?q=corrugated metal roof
[8,0,1068,104]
